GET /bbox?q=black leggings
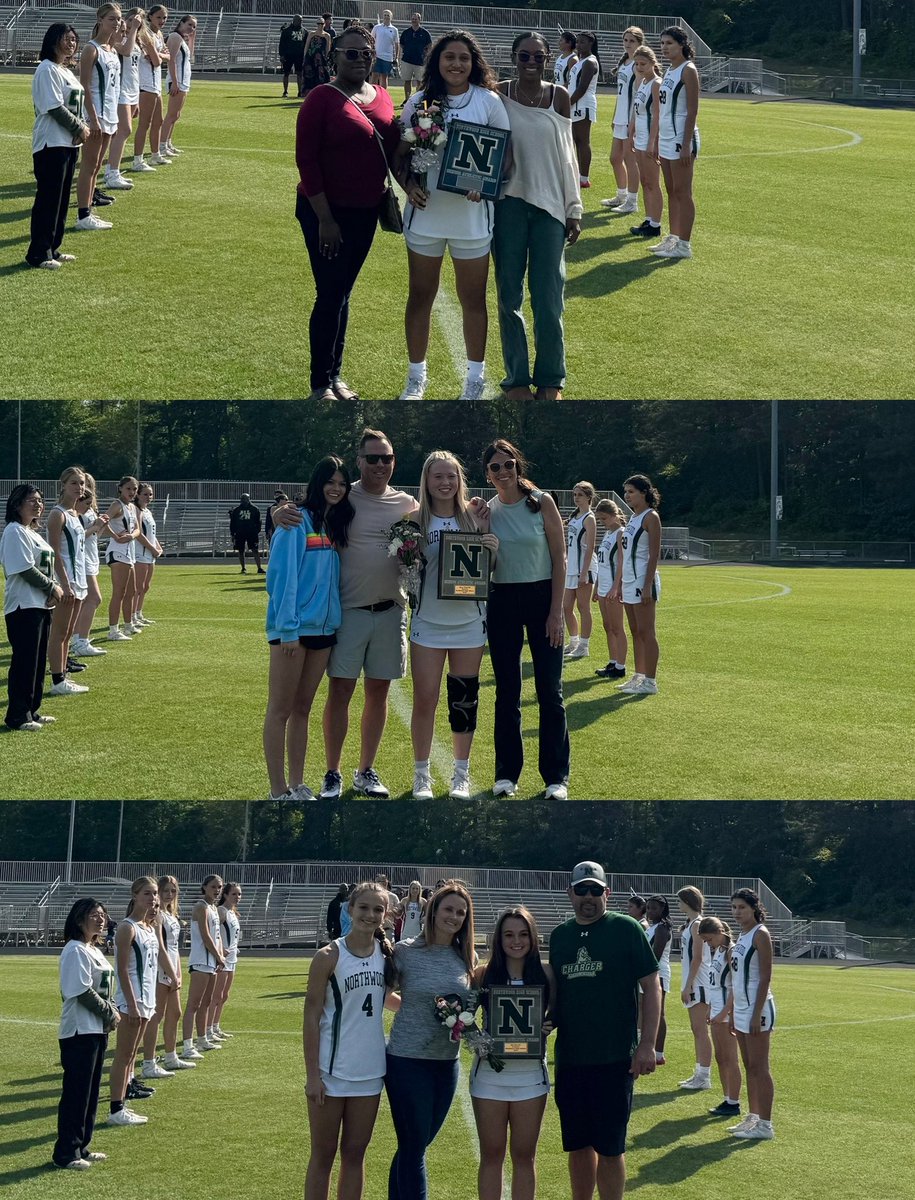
[296,193,379,390]
[27,146,78,266]
[4,606,51,729]
[53,1033,108,1166]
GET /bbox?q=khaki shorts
[400,61,424,82]
[328,604,407,680]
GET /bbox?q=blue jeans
[385,1053,459,1200]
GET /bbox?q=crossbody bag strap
[330,84,396,189]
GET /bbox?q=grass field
[1,75,913,400]
[1,954,913,1199]
[1,562,913,800]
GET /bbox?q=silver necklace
[445,88,473,110]
[513,80,547,108]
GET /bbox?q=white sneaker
[57,1158,92,1169]
[566,644,589,659]
[72,638,107,657]
[127,623,143,634]
[290,783,316,802]
[136,616,155,626]
[562,641,579,657]
[207,1030,227,1042]
[449,769,471,800]
[732,1121,774,1140]
[615,198,639,214]
[636,678,659,695]
[148,153,172,166]
[493,779,518,798]
[107,1107,147,1125]
[104,172,134,189]
[650,234,679,254]
[180,1046,204,1061]
[600,194,627,208]
[13,720,44,732]
[163,1055,196,1069]
[36,258,62,270]
[617,673,645,692]
[544,783,569,801]
[398,376,426,401]
[75,214,112,231]
[660,238,692,259]
[214,1028,233,1039]
[412,772,434,800]
[141,1062,175,1079]
[679,1074,712,1090]
[162,145,179,157]
[353,767,390,798]
[728,1114,760,1134]
[129,158,157,172]
[165,143,183,154]
[49,679,89,696]
[108,629,132,641]
[196,1038,220,1051]
[458,377,486,402]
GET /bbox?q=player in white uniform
[409,452,497,800]
[105,474,140,640]
[616,474,662,695]
[469,906,555,1200]
[728,889,776,1139]
[562,482,597,660]
[646,895,672,1064]
[71,475,109,659]
[105,8,144,189]
[593,498,628,680]
[553,31,577,87]
[599,26,644,214]
[699,916,743,1118]
[181,874,226,1059]
[141,875,195,1076]
[626,47,664,239]
[160,14,196,155]
[676,886,713,1091]
[567,32,599,187]
[303,882,398,1199]
[132,4,171,171]
[399,881,426,940]
[211,880,243,1041]
[652,26,701,259]
[75,7,122,230]
[107,876,159,1125]
[133,482,162,627]
[46,467,90,697]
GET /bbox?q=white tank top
[319,937,387,1080]
[189,902,222,969]
[632,78,656,142]
[681,917,712,990]
[88,40,120,127]
[136,509,158,563]
[175,38,192,90]
[553,52,575,87]
[115,917,158,1013]
[107,500,137,562]
[52,505,87,593]
[646,921,672,985]
[158,910,181,977]
[119,43,141,100]
[621,508,657,585]
[569,55,598,110]
[221,909,241,966]
[730,925,773,1007]
[139,30,165,91]
[708,945,732,1014]
[566,511,597,576]
[596,529,620,590]
[401,900,424,939]
[79,509,100,574]
[612,59,637,125]
[413,514,485,626]
[659,60,697,142]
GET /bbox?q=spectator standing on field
[228,493,264,574]
[399,13,431,102]
[371,10,399,88]
[265,491,288,545]
[326,883,349,940]
[279,13,306,98]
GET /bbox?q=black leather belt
[356,600,397,613]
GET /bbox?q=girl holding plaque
[410,451,498,801]
[470,906,555,1200]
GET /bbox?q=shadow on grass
[261,990,306,1000]
[0,1102,57,1124]
[0,233,29,251]
[0,261,31,279]
[6,1075,60,1086]
[0,182,33,226]
[0,1164,55,1186]
[565,248,672,300]
[628,1122,752,1189]
[0,1088,60,1104]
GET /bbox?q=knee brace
[446,674,480,734]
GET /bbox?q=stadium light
[852,0,863,99]
[769,401,779,560]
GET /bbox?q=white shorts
[622,573,660,605]
[98,118,118,136]
[596,569,616,599]
[409,613,486,649]
[107,549,135,567]
[571,102,596,123]
[118,1001,155,1019]
[222,958,237,974]
[156,969,177,987]
[189,963,216,976]
[733,997,776,1034]
[118,91,139,108]
[659,129,700,160]
[564,569,595,590]
[135,548,157,565]
[633,132,651,153]
[321,1072,384,1097]
[709,1000,728,1022]
[682,983,708,1009]
[612,120,630,139]
[400,61,423,82]
[469,1075,549,1102]
[404,229,492,260]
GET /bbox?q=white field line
[388,677,454,790]
[661,579,792,612]
[455,1059,512,1200]
[701,119,862,160]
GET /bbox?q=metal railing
[704,540,915,564]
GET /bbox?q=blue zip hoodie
[265,508,341,642]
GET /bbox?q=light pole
[135,399,142,475]
[852,0,863,100]
[17,400,22,479]
[769,400,779,559]
[65,800,76,883]
[115,800,125,874]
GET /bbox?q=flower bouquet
[432,992,504,1071]
[401,99,448,191]
[387,518,425,604]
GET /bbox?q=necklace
[513,80,547,108]
[445,88,473,110]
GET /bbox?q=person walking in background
[229,493,263,574]
[301,14,332,96]
[399,13,431,102]
[279,13,306,98]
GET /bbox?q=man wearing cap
[549,861,661,1200]
[228,493,264,575]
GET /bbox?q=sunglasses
[338,47,373,61]
[362,453,394,465]
[572,883,605,897]
[517,51,547,63]
[487,459,516,473]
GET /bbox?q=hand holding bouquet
[432,993,504,1071]
[388,518,425,605]
[401,98,448,193]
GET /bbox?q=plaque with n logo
[487,986,544,1058]
[437,531,492,600]
[437,120,510,201]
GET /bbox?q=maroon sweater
[296,84,399,208]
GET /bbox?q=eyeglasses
[339,47,373,61]
[25,496,43,504]
[362,453,394,465]
[487,459,516,473]
[517,51,547,63]
[572,883,605,897]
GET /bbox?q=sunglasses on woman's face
[572,883,605,897]
[517,51,546,63]
[339,47,373,61]
[487,459,516,473]
[363,453,394,465]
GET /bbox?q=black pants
[296,193,378,390]
[27,146,78,266]
[53,1033,108,1166]
[4,606,51,729]
[487,579,570,786]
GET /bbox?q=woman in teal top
[471,439,569,799]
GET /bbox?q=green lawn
[0,954,912,1199]
[1,563,913,800]
[1,76,912,399]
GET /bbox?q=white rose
[444,1015,458,1028]
[457,1010,474,1026]
[433,131,447,146]
[418,116,433,130]
[403,128,417,143]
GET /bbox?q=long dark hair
[660,25,695,60]
[481,906,550,1004]
[40,22,79,61]
[482,439,542,513]
[304,455,354,549]
[5,485,42,526]
[63,898,107,944]
[624,473,661,509]
[647,894,671,929]
[731,888,767,923]
[420,29,497,107]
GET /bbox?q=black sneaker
[596,664,626,679]
[126,1079,154,1100]
[631,219,660,237]
[93,189,115,206]
[594,663,613,677]
[319,769,343,800]
[708,1101,741,1117]
[66,658,88,673]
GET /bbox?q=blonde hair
[633,45,662,78]
[157,875,180,917]
[677,885,705,914]
[572,481,596,505]
[595,498,624,523]
[698,915,733,943]
[58,465,86,496]
[92,2,122,39]
[418,451,476,535]
[125,875,157,918]
[80,471,98,509]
